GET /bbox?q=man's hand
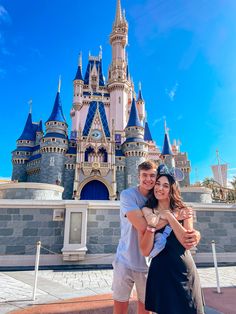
[174,207,193,221]
[183,229,201,249]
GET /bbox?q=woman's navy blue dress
[145,226,205,314]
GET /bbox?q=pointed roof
[74,52,83,81]
[162,132,173,155]
[126,98,142,128]
[74,65,83,81]
[36,120,43,133]
[137,82,143,101]
[144,122,153,141]
[17,113,36,141]
[82,101,110,137]
[114,0,123,26]
[84,59,105,86]
[46,90,67,123]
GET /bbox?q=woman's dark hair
[146,174,185,210]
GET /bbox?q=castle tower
[161,121,175,168]
[35,120,43,145]
[70,52,84,139]
[12,110,38,182]
[40,79,68,185]
[172,139,191,187]
[107,0,132,134]
[136,82,145,124]
[122,98,148,188]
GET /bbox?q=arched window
[98,147,108,162]
[85,146,95,162]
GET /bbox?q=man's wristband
[146,226,156,233]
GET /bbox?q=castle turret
[71,52,84,139]
[12,111,36,182]
[122,98,148,188]
[136,82,145,124]
[108,0,132,133]
[40,79,68,186]
[35,120,43,145]
[161,121,175,168]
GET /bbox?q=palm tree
[202,177,215,188]
[230,176,236,190]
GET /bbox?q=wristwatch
[146,226,156,233]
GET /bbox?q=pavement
[0,266,235,314]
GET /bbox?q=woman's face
[154,176,171,201]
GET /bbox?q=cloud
[130,0,236,75]
[152,115,166,126]
[165,82,179,101]
[0,5,11,24]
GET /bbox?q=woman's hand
[159,209,172,220]
[174,207,193,221]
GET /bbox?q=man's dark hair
[138,160,157,174]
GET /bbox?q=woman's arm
[138,228,155,257]
[160,210,193,249]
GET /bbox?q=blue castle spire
[74,52,83,81]
[137,82,143,101]
[126,98,142,128]
[46,78,67,123]
[17,112,36,141]
[161,121,173,155]
[144,122,153,141]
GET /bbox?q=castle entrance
[80,180,109,200]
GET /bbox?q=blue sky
[0,0,236,184]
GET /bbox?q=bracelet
[146,226,156,233]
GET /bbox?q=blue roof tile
[144,122,153,141]
[44,132,67,139]
[125,137,146,143]
[84,60,105,86]
[14,146,33,152]
[126,98,142,128]
[66,147,77,154]
[74,65,83,81]
[162,133,173,155]
[46,92,67,123]
[28,153,41,161]
[83,101,110,137]
[17,113,36,142]
[36,120,43,132]
[116,149,124,157]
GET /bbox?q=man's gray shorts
[112,260,148,303]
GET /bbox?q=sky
[0,0,236,184]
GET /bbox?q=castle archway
[80,179,109,200]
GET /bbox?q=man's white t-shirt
[115,186,148,272]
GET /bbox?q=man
[112,160,200,314]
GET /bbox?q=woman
[139,167,205,314]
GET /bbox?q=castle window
[63,140,66,144]
[54,122,57,125]
[52,138,56,142]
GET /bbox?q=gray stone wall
[40,153,65,185]
[63,169,75,199]
[27,171,40,183]
[12,164,27,182]
[86,207,120,254]
[0,208,64,255]
[125,156,146,188]
[195,209,236,253]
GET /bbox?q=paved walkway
[0,266,235,314]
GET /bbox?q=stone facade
[0,200,235,267]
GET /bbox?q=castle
[11,0,190,200]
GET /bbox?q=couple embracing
[112,160,205,314]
